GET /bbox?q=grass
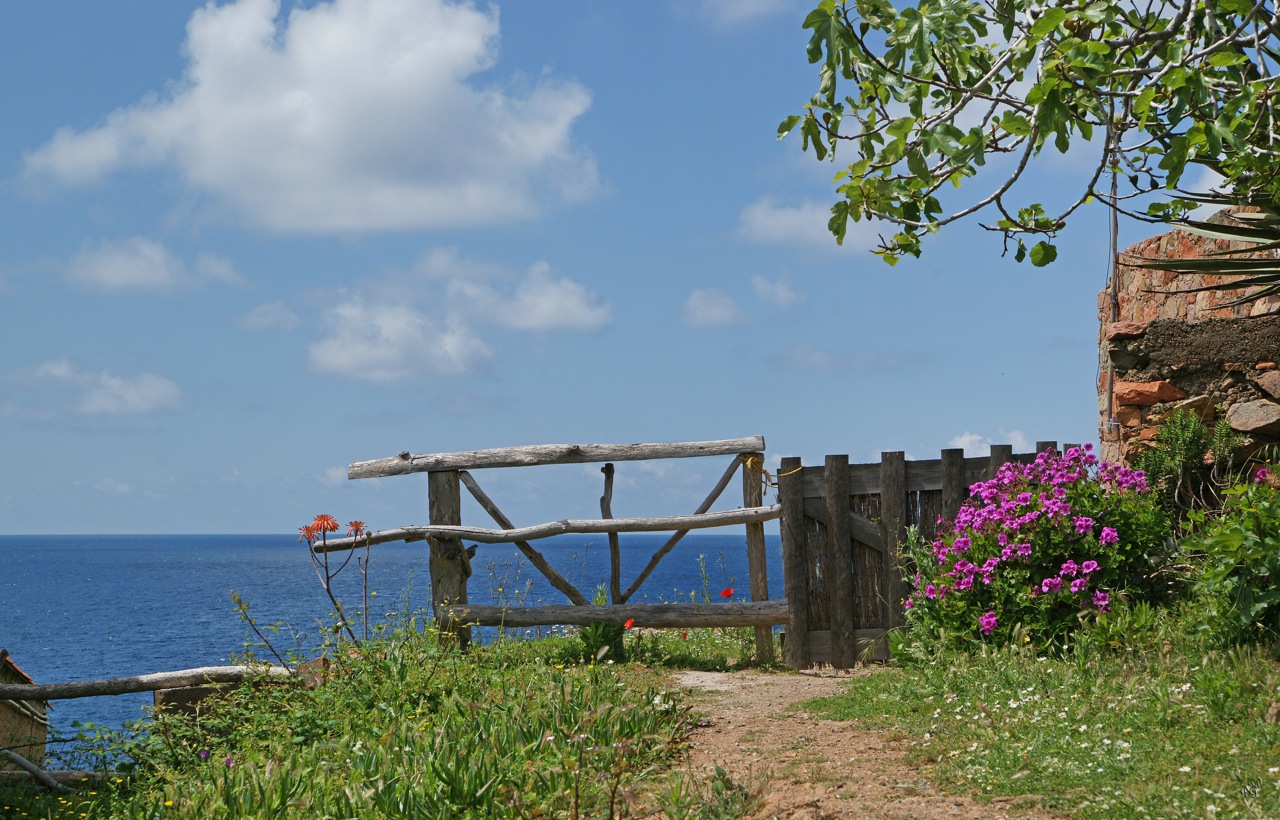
[0,615,775,819]
[802,607,1280,817]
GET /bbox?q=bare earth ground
[670,668,1064,820]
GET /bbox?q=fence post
[742,453,774,663]
[824,454,855,667]
[940,447,966,524]
[428,470,472,649]
[989,444,1013,478]
[778,456,809,669]
[1035,440,1058,455]
[879,451,907,633]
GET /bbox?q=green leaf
[1030,8,1066,37]
[777,115,802,139]
[829,200,850,245]
[1029,241,1058,266]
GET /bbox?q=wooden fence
[320,436,782,660]
[776,441,1067,669]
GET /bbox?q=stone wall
[1097,212,1280,465]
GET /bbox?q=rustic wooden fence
[776,441,1067,669]
[318,436,782,660]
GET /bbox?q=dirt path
[671,668,1061,819]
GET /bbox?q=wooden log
[880,451,907,632]
[778,456,810,669]
[601,464,621,604]
[349,436,767,479]
[314,505,782,553]
[0,666,290,701]
[742,452,773,662]
[825,455,856,668]
[441,601,789,628]
[940,448,966,524]
[428,470,470,649]
[457,472,589,606]
[620,455,743,603]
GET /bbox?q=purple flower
[979,611,998,636]
[1256,467,1271,484]
[1041,576,1063,594]
[925,584,938,600]
[1060,560,1079,578]
[1081,560,1099,575]
[1092,590,1111,611]
[1074,516,1094,534]
[1070,578,1088,593]
[1099,527,1119,545]
[904,597,914,610]
[1015,543,1032,559]
[199,749,210,760]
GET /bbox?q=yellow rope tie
[738,454,802,489]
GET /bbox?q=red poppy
[298,524,318,544]
[720,587,734,599]
[312,514,339,533]
[623,618,635,630]
[681,631,689,640]
[347,520,366,537]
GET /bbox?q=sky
[0,0,1166,534]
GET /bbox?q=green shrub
[900,445,1171,653]
[1138,408,1239,523]
[1185,471,1280,644]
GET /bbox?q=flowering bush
[901,445,1171,650]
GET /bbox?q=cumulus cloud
[236,301,300,330]
[306,251,610,381]
[751,275,803,309]
[34,359,183,415]
[24,0,598,233]
[737,196,883,250]
[66,237,241,290]
[946,430,1032,456]
[682,288,742,327]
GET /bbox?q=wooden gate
[317,436,782,660]
[775,442,1062,668]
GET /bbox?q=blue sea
[0,531,782,743]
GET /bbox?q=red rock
[1114,405,1143,428]
[1104,321,1148,340]
[1114,381,1187,407]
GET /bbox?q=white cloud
[67,237,241,290]
[692,0,801,27]
[237,301,300,330]
[946,430,1031,457]
[24,0,598,233]
[751,275,803,309]
[95,478,133,496]
[320,466,348,487]
[308,250,611,381]
[737,196,886,251]
[34,359,183,415]
[682,288,742,327]
[771,344,911,371]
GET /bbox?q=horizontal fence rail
[0,666,291,701]
[441,601,789,629]
[349,436,766,479]
[313,505,781,553]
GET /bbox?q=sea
[0,531,783,745]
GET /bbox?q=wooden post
[940,447,966,524]
[600,464,621,604]
[879,451,907,632]
[989,444,1013,478]
[742,453,773,662]
[778,457,809,669]
[824,455,855,667]
[428,470,471,649]
[1035,440,1058,455]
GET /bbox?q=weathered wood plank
[314,505,782,553]
[441,601,789,628]
[802,499,884,552]
[600,464,621,604]
[779,457,809,669]
[742,452,773,662]
[620,455,743,603]
[989,444,1014,476]
[349,437,767,479]
[799,452,1032,498]
[457,472,589,606]
[941,448,966,523]
[880,451,907,632]
[803,629,887,664]
[0,666,291,701]
[1036,440,1058,455]
[429,470,470,649]
[825,455,856,668]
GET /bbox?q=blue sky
[1,0,1158,534]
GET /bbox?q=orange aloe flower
[298,524,318,544]
[312,514,339,533]
[720,587,733,599]
[347,521,366,537]
[623,618,635,630]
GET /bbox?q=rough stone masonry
[1098,210,1280,465]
